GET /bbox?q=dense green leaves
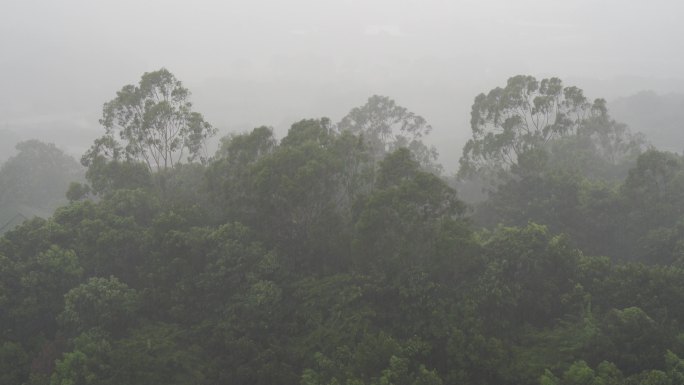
[60,276,139,336]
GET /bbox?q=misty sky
[2,0,684,171]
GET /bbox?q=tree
[352,148,466,276]
[206,126,278,220]
[622,150,684,230]
[208,121,364,272]
[0,342,29,385]
[213,126,278,165]
[249,119,349,268]
[8,246,83,342]
[83,157,153,196]
[49,330,112,385]
[561,360,596,385]
[338,95,439,173]
[83,68,216,171]
[591,307,665,374]
[471,147,629,258]
[459,75,610,177]
[475,224,582,332]
[618,150,684,261]
[107,323,205,385]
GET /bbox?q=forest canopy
[3,71,684,385]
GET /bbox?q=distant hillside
[610,91,684,153]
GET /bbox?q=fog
[2,0,684,170]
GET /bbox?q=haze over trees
[4,70,684,385]
[0,140,84,233]
[610,91,684,153]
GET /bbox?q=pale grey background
[2,0,683,171]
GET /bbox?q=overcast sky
[2,0,684,170]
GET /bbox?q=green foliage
[106,323,204,385]
[0,341,30,385]
[540,369,559,385]
[596,361,624,385]
[206,126,278,221]
[66,182,91,202]
[60,276,139,336]
[622,150,684,226]
[352,149,466,276]
[249,123,347,266]
[591,307,665,373]
[476,224,582,331]
[473,151,628,258]
[13,246,83,337]
[50,330,112,385]
[281,118,335,147]
[215,125,278,161]
[208,119,373,272]
[84,157,152,196]
[563,360,596,385]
